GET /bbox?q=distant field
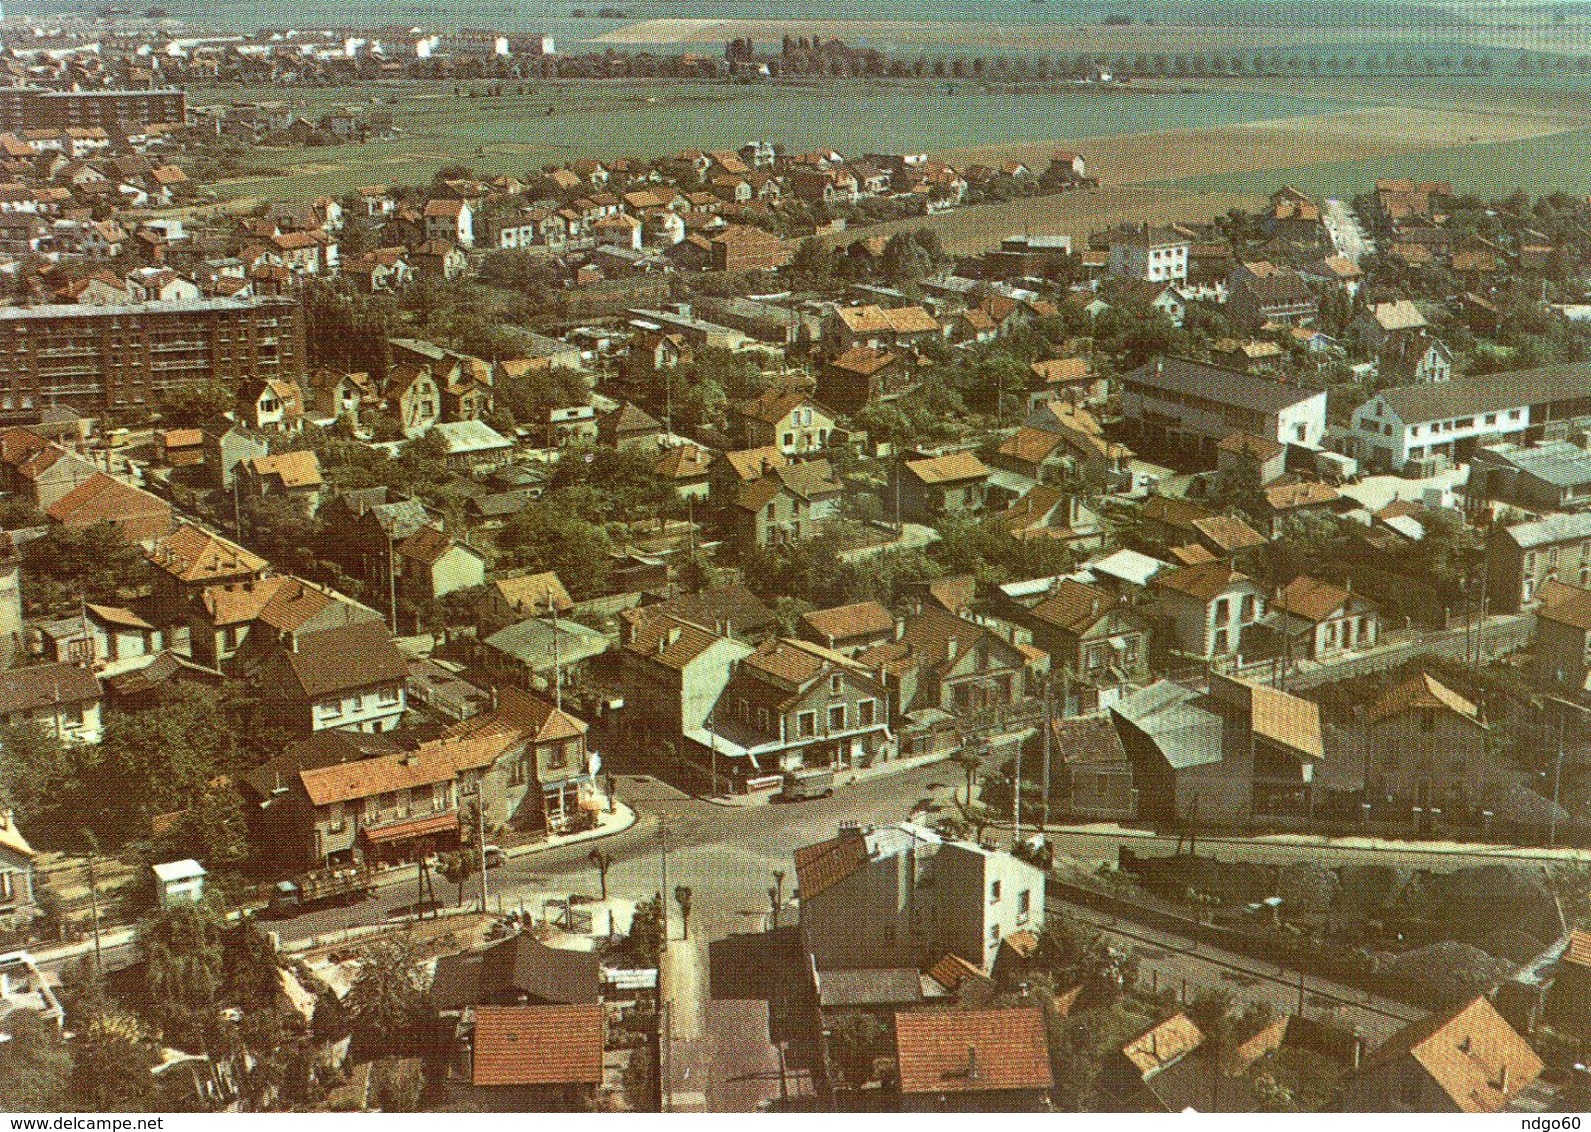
[191,80,1345,201]
[803,185,1266,254]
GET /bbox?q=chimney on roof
[966,1045,979,1081]
[894,617,905,641]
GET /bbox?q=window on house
[1240,595,1257,622]
[510,755,528,786]
[1213,598,1230,623]
[377,686,400,706]
[828,704,846,731]
[830,674,843,695]
[1086,644,1105,670]
[858,699,876,726]
[798,711,816,737]
[1421,710,1435,733]
[1017,889,1031,921]
[434,783,448,811]
[782,433,793,447]
[989,922,1001,945]
[1213,628,1230,654]
[327,803,345,833]
[757,707,771,732]
[738,698,750,723]
[990,879,1002,903]
[0,870,12,903]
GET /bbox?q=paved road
[1057,900,1420,1044]
[1324,199,1373,264]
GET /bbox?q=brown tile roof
[246,449,322,490]
[1154,561,1252,603]
[1168,543,1219,567]
[396,524,455,568]
[0,661,100,715]
[623,613,727,670]
[736,387,830,426]
[721,446,788,482]
[1536,579,1591,631]
[801,600,894,644]
[925,953,988,992]
[1122,1013,1204,1077]
[1246,682,1324,759]
[1029,578,1117,635]
[494,686,586,743]
[743,637,831,687]
[827,345,897,376]
[1274,576,1354,623]
[47,473,170,534]
[1190,514,1268,553]
[472,1005,605,1087]
[655,443,712,480]
[924,576,977,616]
[906,450,990,485]
[894,1008,1052,1095]
[494,572,573,615]
[997,427,1063,466]
[1263,480,1340,512]
[793,833,870,903]
[1563,928,1591,969]
[1031,357,1092,385]
[269,619,407,701]
[1142,494,1214,532]
[1357,996,1542,1114]
[1365,673,1482,727]
[145,522,266,583]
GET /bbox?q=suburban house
[857,603,1042,720]
[238,450,324,509]
[1010,576,1150,691]
[1342,997,1544,1113]
[1486,510,1591,612]
[431,933,601,1012]
[795,821,1046,972]
[461,1005,604,1111]
[1349,363,1591,473]
[731,389,836,455]
[699,636,893,784]
[1151,562,1268,659]
[1348,298,1427,354]
[898,452,991,521]
[893,1008,1053,1112]
[0,661,104,742]
[729,460,844,550]
[1532,579,1591,691]
[1258,575,1379,661]
[1120,357,1327,455]
[250,618,409,735]
[1108,225,1190,283]
[1055,714,1135,821]
[0,809,37,930]
[1380,331,1453,384]
[1353,673,1518,825]
[1226,261,1318,331]
[396,525,488,603]
[614,613,754,755]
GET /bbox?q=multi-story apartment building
[1108,224,1190,283]
[1487,510,1591,612]
[1120,356,1327,454]
[0,87,187,133]
[0,297,304,415]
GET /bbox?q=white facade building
[1109,225,1191,283]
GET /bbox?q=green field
[194,80,1352,201]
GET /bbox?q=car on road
[483,844,507,869]
[777,767,835,802]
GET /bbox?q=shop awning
[362,811,458,845]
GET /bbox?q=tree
[20,523,147,617]
[138,898,228,1049]
[953,747,983,805]
[674,885,693,940]
[440,850,477,905]
[67,1004,157,1112]
[344,937,432,1057]
[0,1010,72,1112]
[497,504,614,599]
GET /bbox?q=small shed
[152,858,207,909]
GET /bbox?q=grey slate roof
[816,967,925,1009]
[1377,363,1591,425]
[1477,441,1591,488]
[1110,681,1224,770]
[1123,356,1319,413]
[1504,510,1591,550]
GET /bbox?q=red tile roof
[894,1008,1052,1095]
[471,1005,605,1087]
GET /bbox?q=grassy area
[193,79,1346,201]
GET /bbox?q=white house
[1109,225,1190,283]
[1347,364,1591,472]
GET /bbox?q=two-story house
[1018,577,1150,690]
[1151,562,1267,659]
[730,389,836,455]
[1532,579,1591,692]
[795,821,1045,973]
[0,662,103,742]
[396,525,487,603]
[858,604,1041,720]
[1108,225,1190,283]
[0,809,37,932]
[729,460,844,550]
[702,637,892,783]
[1260,575,1379,661]
[1487,510,1591,612]
[250,619,409,735]
[424,196,475,247]
[614,613,755,760]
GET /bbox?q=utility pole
[659,817,669,950]
[476,786,489,912]
[707,714,718,798]
[81,830,102,975]
[1040,682,1053,833]
[548,593,563,711]
[1013,726,1023,846]
[386,530,398,634]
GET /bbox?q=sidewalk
[1041,820,1591,862]
[699,747,958,808]
[29,800,639,971]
